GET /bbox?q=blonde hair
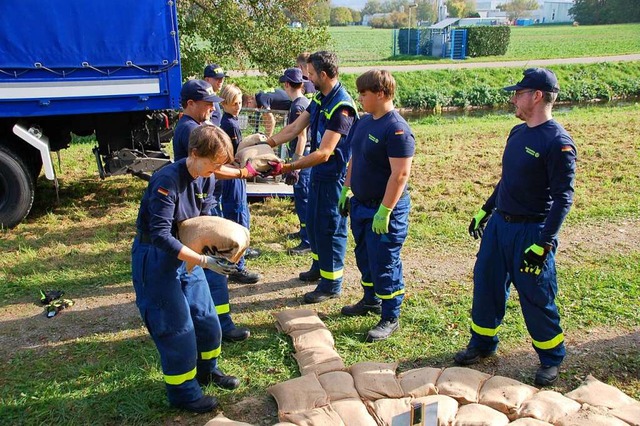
[219,84,242,105]
[188,125,234,164]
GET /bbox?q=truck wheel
[0,146,35,229]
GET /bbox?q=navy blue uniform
[287,96,311,246]
[256,88,292,111]
[469,119,577,367]
[305,82,357,295]
[131,159,221,406]
[303,79,316,98]
[172,115,200,162]
[349,110,415,320]
[209,103,222,126]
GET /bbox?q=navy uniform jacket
[256,88,292,111]
[172,115,199,161]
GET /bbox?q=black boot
[172,395,218,413]
[303,290,340,304]
[228,269,260,284]
[453,347,496,365]
[534,364,559,386]
[341,298,382,316]
[299,269,321,281]
[365,318,400,342]
[222,326,250,343]
[197,370,240,390]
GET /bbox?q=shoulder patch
[341,109,350,116]
[561,145,574,152]
[395,129,404,135]
[157,187,169,197]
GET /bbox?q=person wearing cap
[296,52,316,97]
[172,79,259,344]
[242,88,291,137]
[279,67,312,255]
[454,68,577,387]
[132,125,241,413]
[203,63,227,126]
[264,51,358,304]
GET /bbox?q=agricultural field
[1,104,638,425]
[327,23,640,64]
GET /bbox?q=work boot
[286,231,300,240]
[453,347,496,365]
[289,242,311,256]
[229,269,260,284]
[366,318,400,342]
[534,365,559,387]
[222,326,250,343]
[172,395,219,413]
[244,247,261,259]
[303,290,340,304]
[299,269,321,281]
[197,370,240,390]
[341,298,382,316]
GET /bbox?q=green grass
[327,23,640,64]
[1,104,639,424]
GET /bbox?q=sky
[331,0,368,10]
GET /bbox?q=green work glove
[338,186,352,217]
[468,208,489,239]
[372,204,393,234]
[519,244,548,276]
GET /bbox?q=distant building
[362,13,392,26]
[539,0,574,23]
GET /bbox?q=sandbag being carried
[235,133,281,173]
[178,216,250,267]
[236,133,268,151]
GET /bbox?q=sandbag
[318,371,360,401]
[281,406,345,426]
[436,367,491,405]
[556,409,629,426]
[366,397,413,426]
[516,390,581,424]
[331,398,378,426]
[452,403,510,426]
[478,375,539,418]
[508,419,553,426]
[350,361,404,401]
[293,346,345,376]
[290,327,335,353]
[236,143,281,172]
[611,402,640,426]
[273,309,327,334]
[413,394,459,426]
[237,133,268,152]
[204,414,254,425]
[399,367,443,398]
[178,216,250,265]
[564,374,637,409]
[267,373,329,415]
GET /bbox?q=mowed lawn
[328,23,640,64]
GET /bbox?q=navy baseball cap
[503,68,560,93]
[180,79,223,103]
[279,67,304,84]
[204,64,227,79]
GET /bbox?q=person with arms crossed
[455,68,577,387]
[265,51,358,304]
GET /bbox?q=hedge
[463,26,511,57]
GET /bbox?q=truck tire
[0,146,35,229]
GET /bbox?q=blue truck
[0,0,182,228]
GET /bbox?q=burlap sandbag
[516,390,581,424]
[399,367,443,398]
[350,361,404,401]
[273,309,326,334]
[235,144,281,172]
[290,327,335,353]
[237,133,268,152]
[413,394,460,426]
[365,397,413,426]
[281,406,345,426]
[178,216,250,265]
[203,413,254,425]
[564,374,637,409]
[331,398,378,426]
[318,371,360,401]
[478,375,539,419]
[611,402,640,426]
[556,409,630,426]
[267,373,329,415]
[452,403,510,426]
[293,346,345,376]
[272,423,298,426]
[436,367,491,405]
[508,419,553,426]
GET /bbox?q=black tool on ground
[45,298,75,318]
[39,290,64,305]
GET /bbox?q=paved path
[228,54,640,77]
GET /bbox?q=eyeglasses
[513,89,537,99]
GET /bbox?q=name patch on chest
[525,146,540,158]
[368,134,379,144]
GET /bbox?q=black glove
[284,170,299,185]
[40,290,64,305]
[339,196,351,217]
[519,244,548,276]
[468,208,490,239]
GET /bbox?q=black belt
[136,231,152,244]
[356,190,409,209]
[498,210,545,223]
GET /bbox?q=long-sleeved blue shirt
[172,114,200,161]
[483,119,577,245]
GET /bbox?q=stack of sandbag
[235,133,282,173]
[178,215,250,269]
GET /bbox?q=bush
[464,26,511,57]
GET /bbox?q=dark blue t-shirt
[287,96,311,151]
[303,80,316,97]
[256,88,292,111]
[350,110,415,202]
[209,103,222,126]
[136,159,214,257]
[484,119,577,245]
[220,112,242,153]
[172,114,200,161]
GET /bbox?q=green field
[1,104,639,424]
[327,23,640,64]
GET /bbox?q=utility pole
[408,3,417,54]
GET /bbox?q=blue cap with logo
[180,79,224,103]
[279,67,304,84]
[204,64,227,79]
[503,68,560,93]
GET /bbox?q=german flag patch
[561,146,573,152]
[341,109,350,116]
[157,187,169,197]
[395,129,404,135]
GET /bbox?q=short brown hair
[297,52,310,66]
[356,69,396,100]
[188,125,234,164]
